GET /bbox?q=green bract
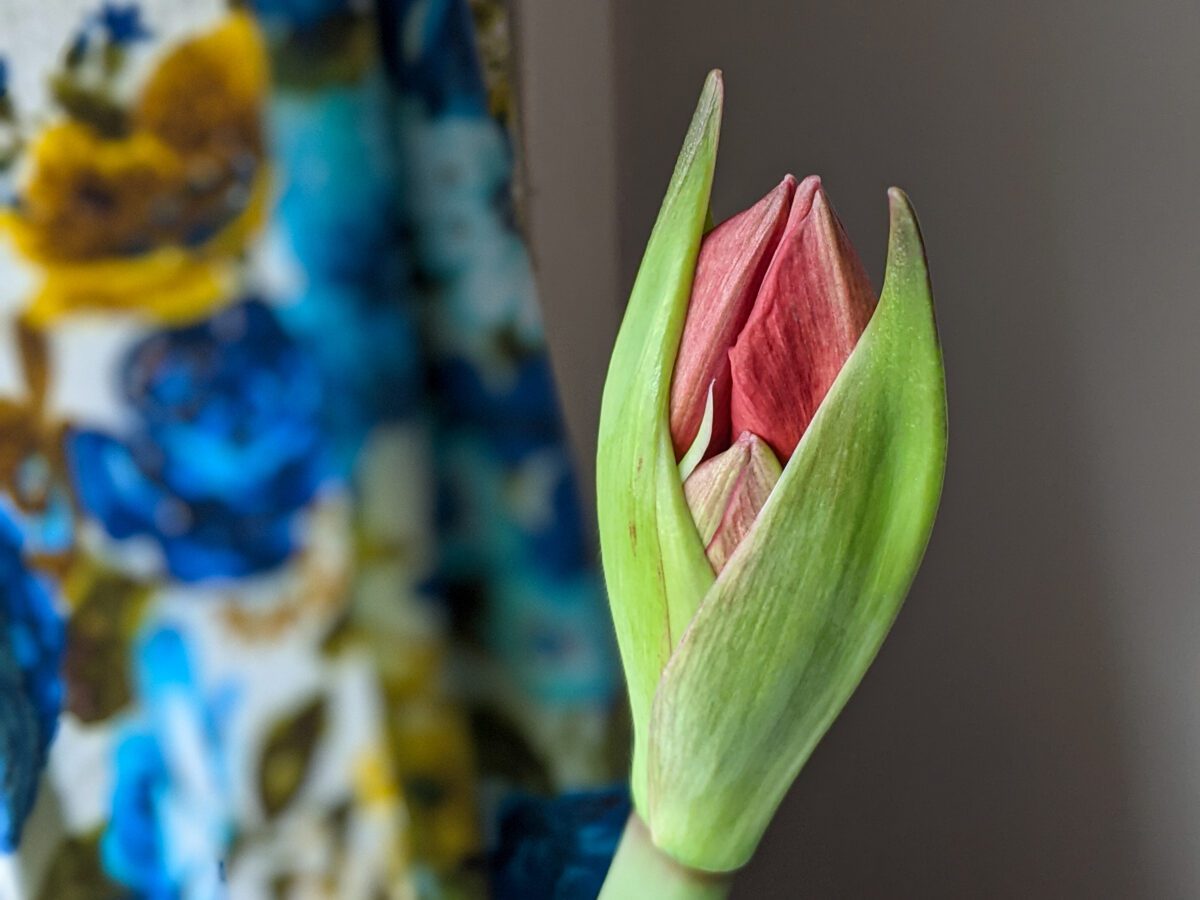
[596,70,946,872]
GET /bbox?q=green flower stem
[599,813,733,900]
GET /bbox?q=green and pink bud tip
[596,69,947,891]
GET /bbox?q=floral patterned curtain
[0,1,621,896]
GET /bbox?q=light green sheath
[597,69,947,875]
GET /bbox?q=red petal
[728,176,877,460]
[669,176,796,460]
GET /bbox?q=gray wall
[521,1,1200,896]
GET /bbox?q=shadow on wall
[593,0,1198,897]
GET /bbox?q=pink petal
[728,176,877,461]
[669,176,796,460]
[683,431,782,573]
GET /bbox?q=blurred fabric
[0,1,619,896]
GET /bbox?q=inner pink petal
[700,432,781,573]
[669,176,796,460]
[728,176,878,461]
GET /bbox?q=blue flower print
[102,626,232,898]
[97,3,152,45]
[252,0,349,31]
[386,0,488,117]
[67,2,151,62]
[102,731,174,898]
[270,86,422,466]
[435,354,561,453]
[438,432,591,581]
[0,507,64,851]
[69,300,327,582]
[492,786,631,900]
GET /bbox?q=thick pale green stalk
[599,815,732,900]
[595,71,721,807]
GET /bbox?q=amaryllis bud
[595,70,946,880]
[682,431,781,573]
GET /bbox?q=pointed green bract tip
[885,187,927,287]
[656,71,724,226]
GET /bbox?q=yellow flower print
[1,12,271,326]
[387,700,481,872]
[351,745,414,893]
[355,744,403,810]
[13,174,268,327]
[6,123,185,263]
[137,12,267,155]
[134,11,268,247]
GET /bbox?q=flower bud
[596,70,946,873]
